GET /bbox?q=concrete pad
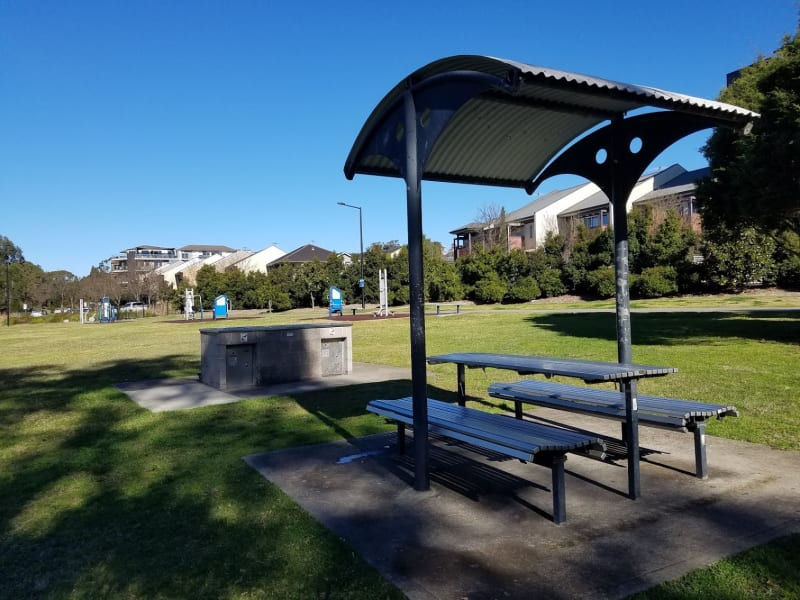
[245,409,800,600]
[114,362,412,412]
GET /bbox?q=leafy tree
[702,226,776,291]
[420,238,459,302]
[497,248,532,286]
[697,28,800,231]
[563,225,613,295]
[457,246,504,301]
[386,246,409,306]
[531,233,567,297]
[44,270,78,310]
[195,264,226,307]
[774,226,800,288]
[628,205,654,271]
[1,235,25,316]
[80,265,121,306]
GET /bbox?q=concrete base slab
[245,409,800,600]
[114,362,412,412]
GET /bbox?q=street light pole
[337,201,365,309]
[5,261,9,327]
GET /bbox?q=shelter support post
[609,119,640,500]
[404,89,430,491]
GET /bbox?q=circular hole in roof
[420,107,431,129]
[629,136,643,154]
[595,148,608,165]
[395,122,404,142]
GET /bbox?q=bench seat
[367,397,603,524]
[488,379,739,478]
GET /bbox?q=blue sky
[1,1,796,276]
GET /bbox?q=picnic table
[427,352,679,499]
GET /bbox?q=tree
[80,266,120,305]
[44,270,78,310]
[697,27,800,231]
[702,226,776,292]
[475,203,507,250]
[1,235,25,320]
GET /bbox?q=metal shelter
[344,55,758,494]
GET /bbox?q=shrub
[585,267,616,298]
[536,268,567,298]
[473,273,508,304]
[632,266,679,298]
[504,276,541,303]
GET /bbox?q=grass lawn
[1,295,799,598]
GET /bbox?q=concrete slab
[114,362,412,412]
[245,409,800,600]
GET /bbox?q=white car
[120,302,146,312]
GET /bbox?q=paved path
[114,362,413,412]
[246,411,800,599]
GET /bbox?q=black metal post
[610,118,640,500]
[5,262,9,327]
[404,88,429,492]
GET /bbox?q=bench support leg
[550,454,567,525]
[622,380,641,500]
[398,422,406,455]
[457,364,466,406]
[693,422,708,480]
[515,400,523,420]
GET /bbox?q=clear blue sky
[1,1,796,276]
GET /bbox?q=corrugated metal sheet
[345,55,758,188]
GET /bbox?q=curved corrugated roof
[344,55,758,189]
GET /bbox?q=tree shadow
[525,310,800,346]
[0,358,404,599]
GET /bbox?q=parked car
[120,302,146,312]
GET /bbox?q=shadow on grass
[0,358,406,599]
[525,310,800,346]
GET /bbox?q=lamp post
[337,201,365,309]
[5,260,9,327]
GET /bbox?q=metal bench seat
[367,397,603,524]
[488,379,739,479]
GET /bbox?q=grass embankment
[1,296,798,598]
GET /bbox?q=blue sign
[358,279,365,288]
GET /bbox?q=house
[632,167,709,234]
[110,244,235,279]
[180,254,226,287]
[213,250,255,272]
[450,164,698,255]
[177,244,236,261]
[155,257,203,289]
[267,244,337,267]
[229,245,287,274]
[450,182,600,258]
[110,245,179,277]
[556,164,687,241]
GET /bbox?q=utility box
[200,323,353,390]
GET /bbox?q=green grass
[1,298,799,598]
[628,534,800,600]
